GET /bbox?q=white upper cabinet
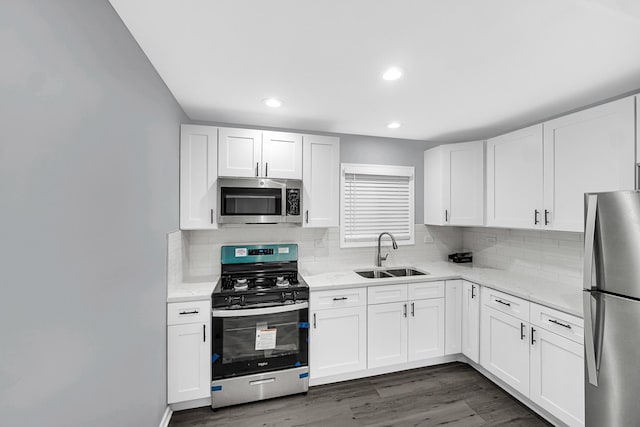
[218,127,262,177]
[302,135,340,227]
[487,124,544,229]
[262,131,303,179]
[180,125,218,230]
[218,128,302,179]
[424,141,484,226]
[543,96,635,231]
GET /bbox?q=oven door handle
[212,302,309,317]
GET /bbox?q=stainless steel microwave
[217,178,302,224]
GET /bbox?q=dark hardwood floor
[169,362,552,427]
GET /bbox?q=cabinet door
[408,298,445,361]
[368,302,408,368]
[302,135,340,227]
[543,97,635,232]
[180,125,218,230]
[487,124,543,229]
[423,146,445,225]
[310,306,367,379]
[530,327,585,426]
[262,131,302,179]
[167,322,210,403]
[443,141,485,226]
[461,281,480,363]
[218,127,262,177]
[480,306,530,396]
[444,280,462,355]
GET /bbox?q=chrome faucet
[377,232,398,267]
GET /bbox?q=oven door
[211,302,309,379]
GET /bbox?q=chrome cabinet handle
[531,327,536,345]
[256,162,259,177]
[471,285,476,299]
[313,313,317,328]
[411,302,415,317]
[520,322,525,340]
[210,209,214,224]
[495,299,511,307]
[534,209,540,225]
[305,210,309,224]
[403,304,407,318]
[265,162,268,177]
[445,209,448,222]
[549,319,571,329]
[203,324,206,342]
[544,209,550,225]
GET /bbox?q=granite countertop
[300,261,583,318]
[167,278,218,303]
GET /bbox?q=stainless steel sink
[355,267,429,279]
[355,270,394,279]
[383,268,427,277]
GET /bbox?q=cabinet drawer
[368,284,408,305]
[168,300,210,325]
[530,302,583,344]
[482,287,530,322]
[408,281,445,300]
[311,288,366,310]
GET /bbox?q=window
[340,163,415,248]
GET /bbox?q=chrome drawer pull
[179,310,198,315]
[332,297,348,301]
[549,319,571,329]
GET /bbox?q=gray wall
[340,134,438,222]
[0,2,186,427]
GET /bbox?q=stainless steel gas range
[210,244,309,409]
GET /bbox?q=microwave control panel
[286,188,300,216]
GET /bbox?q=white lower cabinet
[409,298,445,361]
[310,305,367,378]
[480,288,585,426]
[481,305,531,396]
[310,288,367,380]
[167,301,211,404]
[445,280,462,355]
[368,301,409,368]
[530,326,585,427]
[461,281,480,363]
[368,282,445,368]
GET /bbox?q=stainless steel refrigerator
[584,191,640,426]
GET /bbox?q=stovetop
[212,243,309,309]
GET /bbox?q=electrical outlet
[314,239,325,248]
[485,236,497,245]
[423,235,434,244]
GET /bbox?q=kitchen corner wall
[1,2,185,427]
[183,225,462,281]
[463,227,584,287]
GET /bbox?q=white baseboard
[158,406,172,427]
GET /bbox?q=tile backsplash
[462,227,584,287]
[167,230,183,288]
[181,225,463,282]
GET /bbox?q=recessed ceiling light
[262,98,282,108]
[382,67,403,81]
[387,121,401,129]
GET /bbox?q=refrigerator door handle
[584,291,599,386]
[583,194,598,291]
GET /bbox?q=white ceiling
[109,0,640,142]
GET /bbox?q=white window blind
[340,163,415,248]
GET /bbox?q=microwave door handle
[282,186,287,217]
